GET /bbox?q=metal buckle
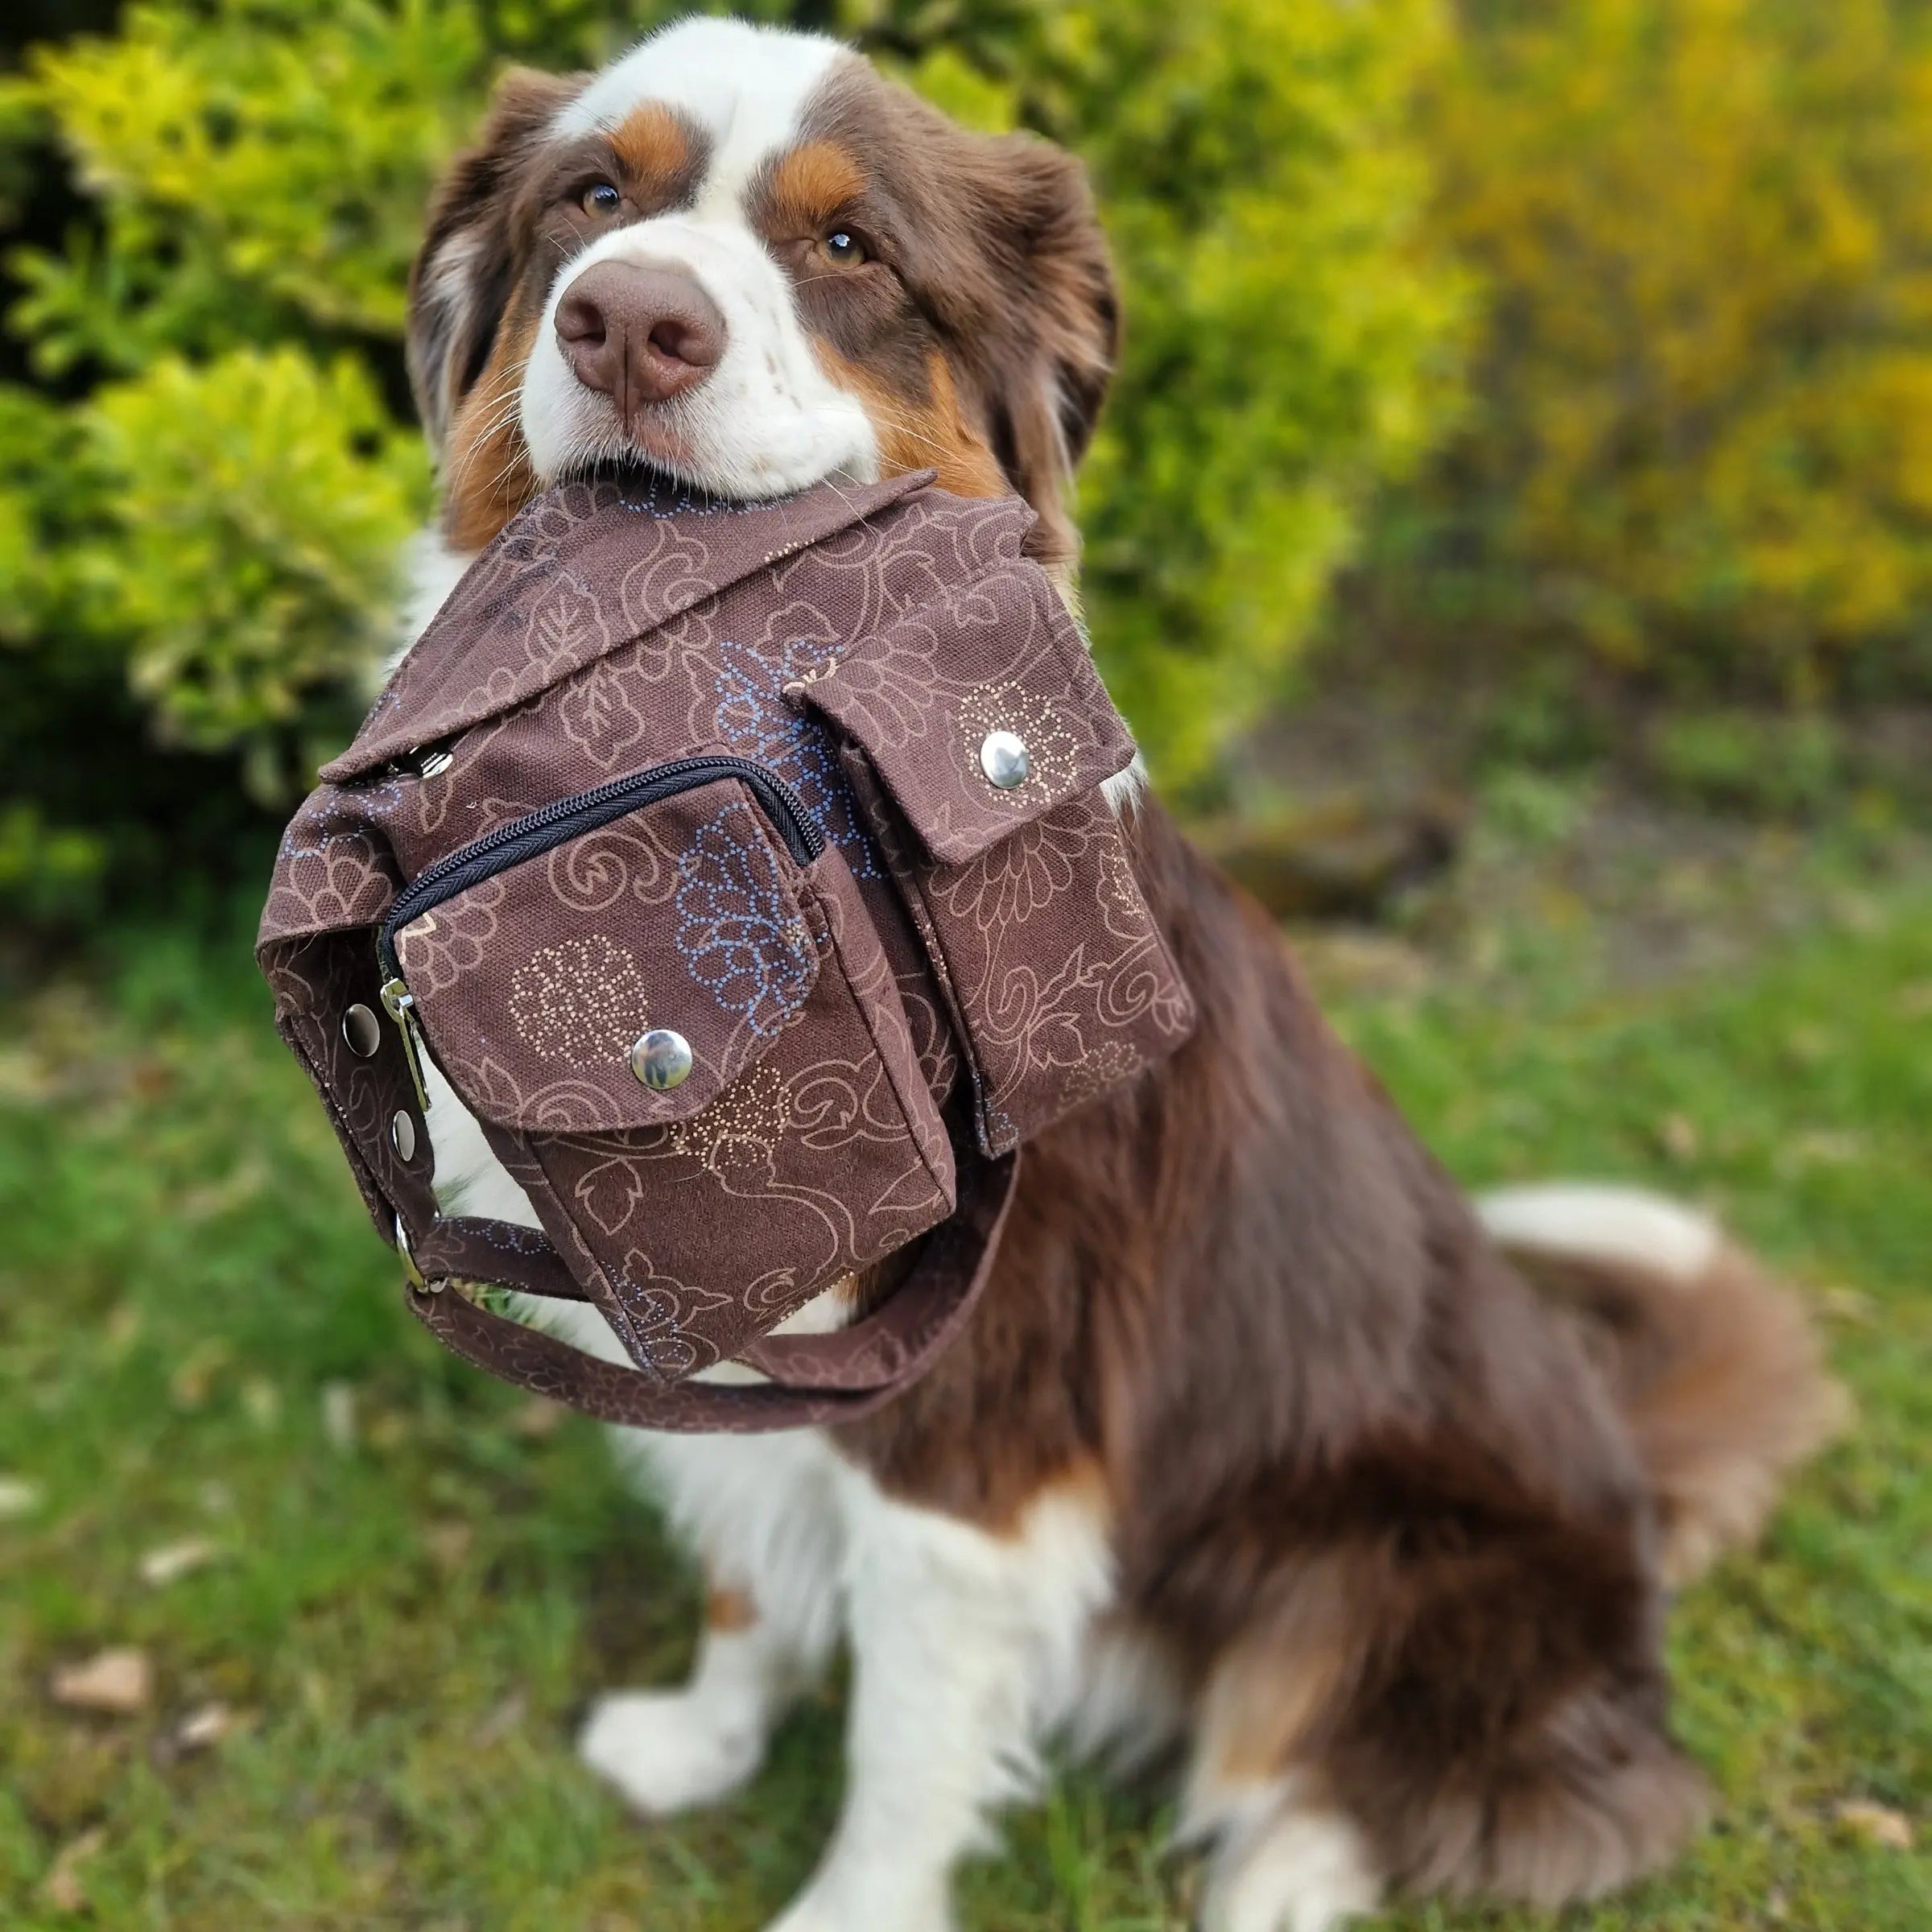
[394,1213,444,1294]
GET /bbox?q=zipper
[376,755,824,1102]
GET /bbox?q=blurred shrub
[988,0,1468,778]
[0,0,1460,925]
[82,350,429,792]
[0,801,107,929]
[11,0,1930,936]
[10,2,482,361]
[1649,709,1845,820]
[1364,0,1932,700]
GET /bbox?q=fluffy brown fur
[791,62,1121,563]
[837,801,1843,1902]
[1500,1236,1851,1589]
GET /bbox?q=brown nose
[555,261,727,416]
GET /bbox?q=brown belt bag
[258,470,1195,1430]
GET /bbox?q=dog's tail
[1478,1184,1849,1587]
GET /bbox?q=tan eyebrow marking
[610,102,695,193]
[762,139,868,234]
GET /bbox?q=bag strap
[395,1151,1016,1433]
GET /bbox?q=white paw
[762,1882,953,1932]
[1201,1806,1381,1932]
[760,1909,840,1932]
[578,1688,766,1818]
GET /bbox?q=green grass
[1,874,1927,1930]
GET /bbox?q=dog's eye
[823,229,867,266]
[582,181,622,217]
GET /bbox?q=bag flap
[324,469,934,785]
[394,778,821,1134]
[258,784,399,950]
[784,558,1137,866]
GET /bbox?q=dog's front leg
[767,1472,1111,1932]
[579,1426,849,1818]
[579,1576,815,1817]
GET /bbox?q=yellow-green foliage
[0,0,1458,864]
[1,347,424,791]
[82,351,430,788]
[890,0,1468,777]
[1403,0,1932,693]
[12,2,483,358]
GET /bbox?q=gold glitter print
[508,935,651,1066]
[668,1063,793,1174]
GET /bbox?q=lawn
[1,807,1927,1930]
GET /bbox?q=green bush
[1649,709,1845,820]
[81,349,429,793]
[0,0,1461,923]
[1363,0,1932,701]
[10,2,481,361]
[996,0,1466,777]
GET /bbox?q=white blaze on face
[518,19,881,501]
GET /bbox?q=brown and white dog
[396,19,1844,1930]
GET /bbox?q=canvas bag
[259,469,1195,1430]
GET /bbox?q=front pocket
[382,758,826,1133]
[383,758,956,1376]
[788,562,1197,1155]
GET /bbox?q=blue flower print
[712,634,881,879]
[675,807,817,1037]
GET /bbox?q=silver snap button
[414,746,454,779]
[390,1109,419,1162]
[630,1028,694,1092]
[342,1003,382,1058]
[979,729,1030,791]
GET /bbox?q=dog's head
[409,17,1118,563]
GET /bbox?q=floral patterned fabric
[259,470,1195,1396]
[390,783,826,1134]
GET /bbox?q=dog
[393,18,1845,1930]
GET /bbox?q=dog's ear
[408,67,582,455]
[943,133,1121,566]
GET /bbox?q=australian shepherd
[394,18,1843,1930]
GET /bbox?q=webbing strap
[398,1152,1015,1432]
